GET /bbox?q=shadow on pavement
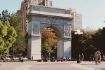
[95,68,105,70]
[80,63,95,65]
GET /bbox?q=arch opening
[41,26,62,61]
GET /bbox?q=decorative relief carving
[32,16,69,25]
[64,24,71,38]
[47,17,68,24]
[32,22,40,36]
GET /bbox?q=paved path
[0,61,105,70]
[80,61,105,70]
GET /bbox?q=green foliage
[72,30,96,60]
[1,25,8,37]
[42,42,53,54]
[0,20,17,58]
[72,29,105,60]
[0,10,18,59]
[41,27,58,60]
[8,13,27,57]
[92,28,105,54]
[0,21,3,28]
[9,14,21,28]
[8,27,17,37]
[0,37,4,49]
[42,28,58,47]
[0,10,10,21]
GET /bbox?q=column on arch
[28,21,42,60]
[63,24,71,59]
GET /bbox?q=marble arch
[27,5,72,60]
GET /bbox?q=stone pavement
[0,61,105,70]
[80,61,105,70]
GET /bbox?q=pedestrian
[77,53,81,63]
[89,54,94,61]
[81,53,84,61]
[31,56,33,60]
[63,57,66,61]
[94,50,101,65]
[103,55,105,61]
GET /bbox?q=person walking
[89,54,94,61]
[77,53,81,63]
[94,50,101,65]
[81,53,84,62]
[103,55,105,61]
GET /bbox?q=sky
[0,0,105,30]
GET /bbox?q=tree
[9,13,27,57]
[0,20,17,59]
[80,31,96,60]
[42,42,53,60]
[42,28,58,47]
[0,10,27,59]
[0,10,28,57]
[93,28,105,55]
[0,10,10,21]
[41,27,58,60]
[72,30,96,60]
